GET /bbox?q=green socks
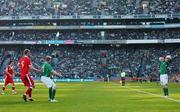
[49,87,56,100]
[166,88,169,96]
[52,89,56,100]
[49,87,52,99]
[163,88,169,96]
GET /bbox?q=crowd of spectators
[0,45,179,80]
[0,0,179,16]
[0,29,179,40]
[148,0,179,14]
[107,29,180,40]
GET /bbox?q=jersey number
[21,61,24,68]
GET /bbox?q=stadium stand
[0,0,179,16]
[0,45,179,80]
[0,29,179,41]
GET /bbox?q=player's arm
[4,68,12,77]
[29,64,42,73]
[47,64,62,77]
[51,70,62,77]
[165,54,177,63]
[28,58,42,73]
[172,52,180,60]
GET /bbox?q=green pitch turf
[0,82,180,112]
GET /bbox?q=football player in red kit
[1,60,16,94]
[18,49,41,101]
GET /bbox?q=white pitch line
[124,86,180,103]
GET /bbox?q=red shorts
[4,76,14,86]
[20,74,34,88]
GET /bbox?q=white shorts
[160,74,168,86]
[40,76,56,88]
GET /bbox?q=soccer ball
[166,55,172,60]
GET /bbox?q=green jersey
[120,72,126,77]
[160,61,168,75]
[42,62,53,77]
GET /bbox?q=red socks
[25,88,32,98]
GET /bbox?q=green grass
[0,82,180,112]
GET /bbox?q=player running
[41,56,62,102]
[1,60,16,94]
[18,49,41,101]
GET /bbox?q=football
[166,55,172,59]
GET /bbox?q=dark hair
[45,56,52,62]
[24,49,30,55]
[8,60,14,65]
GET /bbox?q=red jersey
[18,56,32,76]
[5,65,14,77]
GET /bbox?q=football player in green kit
[159,54,178,97]
[41,56,62,102]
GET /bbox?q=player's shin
[49,87,52,100]
[12,86,15,91]
[25,88,32,97]
[29,88,32,98]
[1,85,5,94]
[2,86,5,91]
[163,88,166,96]
[165,87,169,96]
[52,89,56,100]
[11,85,16,94]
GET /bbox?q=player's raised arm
[174,52,180,59]
[165,54,178,63]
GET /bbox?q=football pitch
[0,82,180,112]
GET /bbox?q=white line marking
[111,83,180,103]
[124,86,180,103]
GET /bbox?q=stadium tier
[0,0,179,16]
[0,29,179,40]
